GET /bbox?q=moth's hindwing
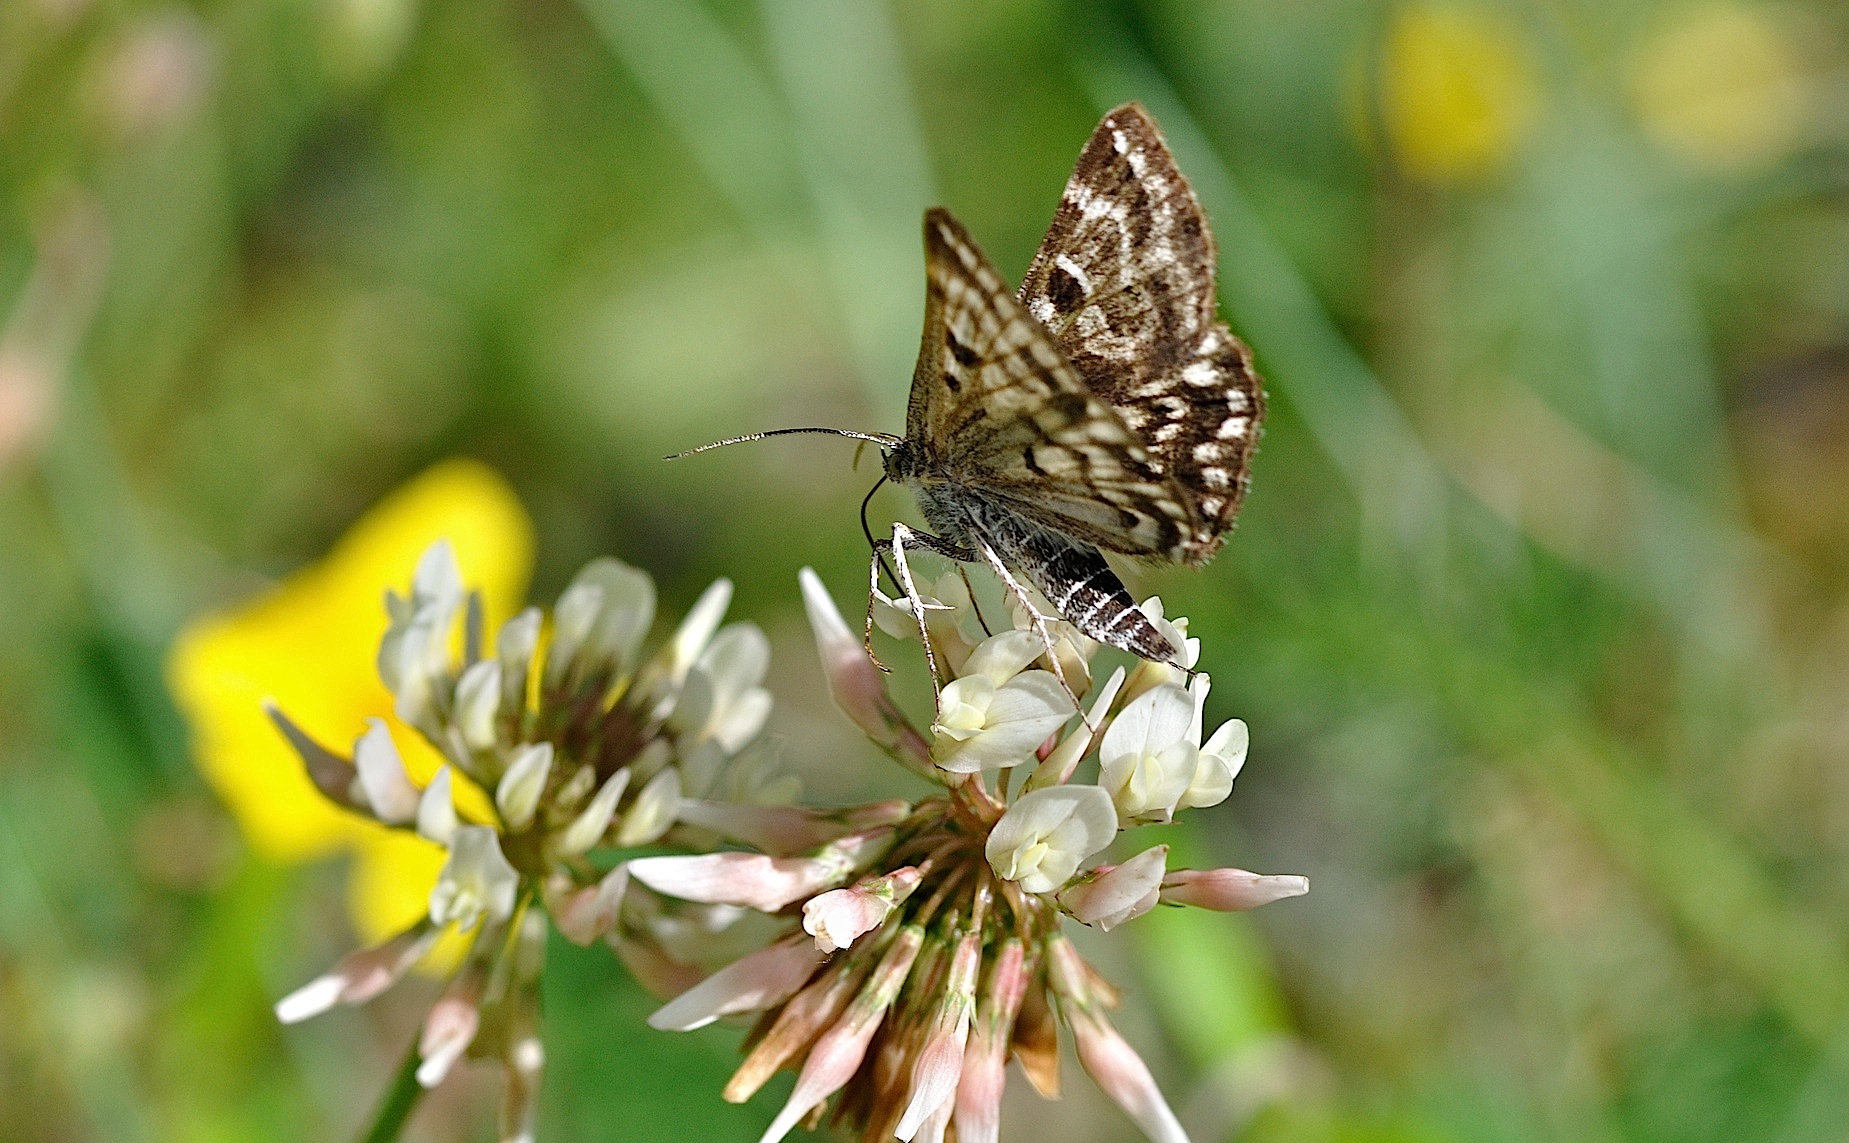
[911,208,1203,560]
[1018,103,1265,563]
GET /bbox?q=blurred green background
[4,0,1849,1139]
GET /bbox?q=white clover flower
[637,568,1305,1143]
[985,784,1119,893]
[930,630,1075,773]
[428,824,520,931]
[1098,682,1200,822]
[268,541,797,1132]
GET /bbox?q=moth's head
[879,437,920,484]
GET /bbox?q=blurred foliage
[3,0,1848,1140]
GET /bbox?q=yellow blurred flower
[168,459,534,942]
[1379,2,1539,184]
[1629,3,1809,172]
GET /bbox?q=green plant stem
[356,1038,425,1143]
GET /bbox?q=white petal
[711,687,772,753]
[933,672,1074,773]
[497,607,543,710]
[554,770,630,856]
[699,623,771,704]
[411,540,464,605]
[453,659,502,751]
[416,766,458,845]
[1028,666,1126,791]
[1202,717,1249,779]
[665,578,734,680]
[576,557,658,674]
[496,742,554,831]
[1100,685,1195,767]
[615,765,681,846]
[428,825,520,930]
[931,675,995,741]
[545,581,603,686]
[985,785,1117,894]
[354,719,420,824]
[961,629,1049,685]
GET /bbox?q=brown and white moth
[677,103,1264,671]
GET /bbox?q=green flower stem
[356,1038,425,1143]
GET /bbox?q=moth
[677,103,1264,673]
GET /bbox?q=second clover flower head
[636,566,1308,1143]
[268,540,791,1140]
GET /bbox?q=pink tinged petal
[264,702,363,812]
[632,829,891,911]
[417,966,487,1088]
[554,770,630,857]
[674,798,910,856]
[544,865,629,946]
[915,1098,954,1143]
[755,927,925,1143]
[1159,868,1309,912]
[954,939,1031,1143]
[354,719,420,824]
[802,866,920,953]
[723,963,866,1106]
[274,921,441,1023]
[417,766,458,845]
[647,936,825,1031]
[985,784,1119,895]
[495,742,554,831]
[1059,846,1168,931]
[799,568,934,774]
[609,931,707,1000]
[1068,1007,1190,1143]
[896,930,982,1140]
[1026,666,1126,792]
[629,852,833,913]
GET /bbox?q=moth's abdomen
[968,495,1180,665]
[1037,544,1178,664]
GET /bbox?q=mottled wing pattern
[909,209,1199,557]
[1018,103,1264,565]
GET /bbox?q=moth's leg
[973,540,1086,716]
[865,524,980,695]
[887,524,946,697]
[956,564,994,639]
[862,541,897,675]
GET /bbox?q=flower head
[645,567,1307,1143]
[167,460,533,947]
[264,536,793,1136]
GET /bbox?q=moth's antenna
[859,474,899,592]
[665,427,901,460]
